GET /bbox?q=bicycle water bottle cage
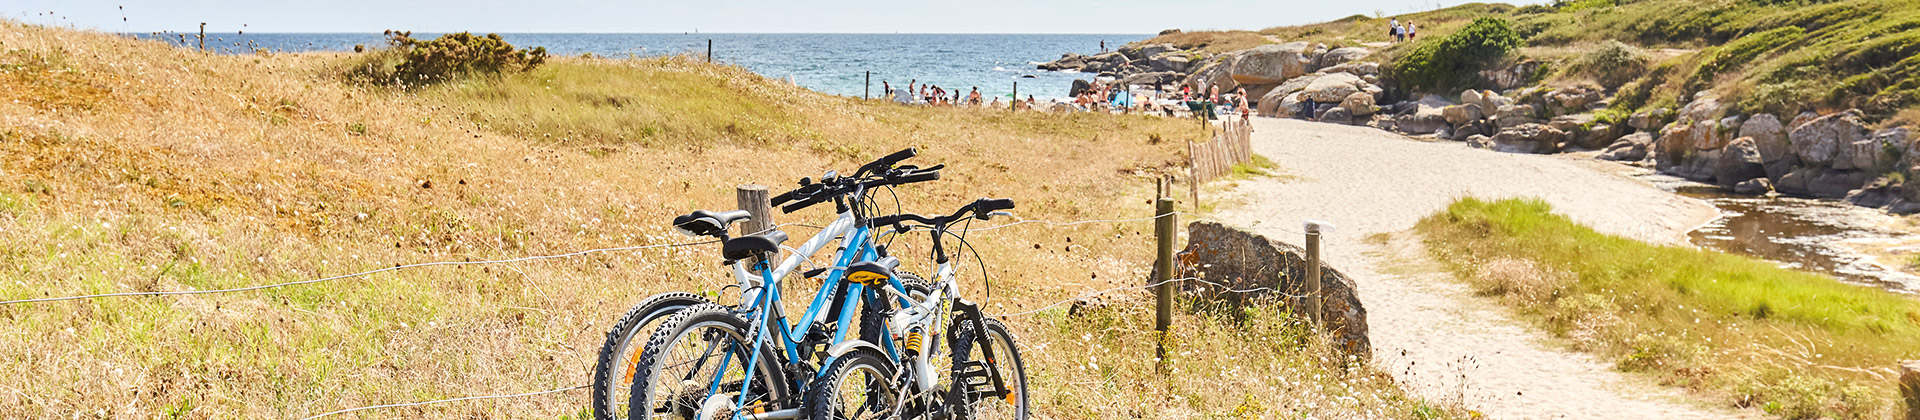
[721,229,788,262]
[671,209,753,238]
[844,256,901,287]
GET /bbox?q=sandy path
[1210,118,1754,419]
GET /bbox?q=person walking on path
[1389,18,1402,42]
[1408,21,1418,40]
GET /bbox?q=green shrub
[348,30,549,86]
[1384,17,1524,93]
[1570,40,1650,88]
[1696,26,1804,80]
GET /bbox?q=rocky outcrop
[1230,42,1313,85]
[1178,221,1370,357]
[1487,123,1567,154]
[1599,132,1654,162]
[1148,53,1191,73]
[1184,57,1239,94]
[1628,108,1671,132]
[1341,92,1376,117]
[1741,114,1796,180]
[1776,167,1872,199]
[1714,137,1767,187]
[1443,104,1485,126]
[1304,72,1365,103]
[1315,47,1371,69]
[1789,110,1869,170]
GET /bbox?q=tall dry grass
[0,21,1448,419]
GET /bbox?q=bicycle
[803,198,1030,420]
[618,149,943,420]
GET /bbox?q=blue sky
[10,0,1515,34]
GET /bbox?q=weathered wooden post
[1153,196,1176,335]
[1303,220,1334,326]
[736,184,774,237]
[198,22,206,51]
[1902,360,1920,420]
[1011,82,1018,111]
[707,39,713,63]
[864,71,871,100]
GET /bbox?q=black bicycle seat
[722,229,788,261]
[672,209,753,237]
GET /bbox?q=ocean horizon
[131,32,1152,100]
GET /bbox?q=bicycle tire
[949,318,1028,420]
[626,303,790,420]
[591,292,712,420]
[804,347,901,420]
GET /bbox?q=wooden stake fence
[1186,116,1254,209]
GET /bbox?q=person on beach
[990,96,1002,109]
[968,87,983,105]
[1408,21,1418,40]
[1235,88,1251,119]
[1025,95,1036,111]
[881,81,891,99]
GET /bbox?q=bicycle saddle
[844,257,901,287]
[672,209,753,238]
[721,229,788,261]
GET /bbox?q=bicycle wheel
[949,318,1028,420]
[627,303,790,420]
[804,347,901,420]
[591,292,712,420]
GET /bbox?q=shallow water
[1652,179,1918,291]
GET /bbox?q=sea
[129,32,1149,100]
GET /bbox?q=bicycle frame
[697,209,920,420]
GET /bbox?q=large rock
[1184,58,1239,94]
[1628,108,1671,131]
[1546,86,1605,114]
[1599,132,1654,161]
[1118,71,1180,88]
[1733,178,1773,195]
[1038,53,1088,71]
[1740,114,1796,180]
[1852,127,1910,172]
[1257,74,1323,117]
[1178,221,1370,357]
[1789,110,1869,169]
[1317,61,1380,77]
[1714,137,1767,186]
[1341,92,1377,117]
[1442,104,1485,126]
[1494,104,1542,128]
[1069,79,1093,97]
[1395,113,1450,135]
[1304,72,1366,103]
[1573,123,1626,150]
[1321,107,1354,125]
[1230,42,1313,85]
[1548,113,1596,133]
[1316,47,1372,69]
[1148,53,1191,73]
[1677,93,1728,123]
[1775,167,1872,199]
[1488,123,1568,154]
[1119,43,1176,60]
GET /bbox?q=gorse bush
[347,30,548,86]
[1570,40,1650,89]
[1385,17,1522,93]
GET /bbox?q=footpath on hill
[1208,118,1757,419]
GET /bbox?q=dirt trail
[1210,118,1756,419]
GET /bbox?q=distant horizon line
[118,31,1160,36]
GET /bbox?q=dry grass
[1134,31,1273,56]
[0,22,1450,419]
[1419,198,1920,419]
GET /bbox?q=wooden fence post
[198,22,206,52]
[1303,224,1325,326]
[1153,196,1176,335]
[1902,360,1920,420]
[736,185,774,245]
[707,39,713,63]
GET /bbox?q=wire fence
[9,211,1327,417]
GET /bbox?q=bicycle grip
[894,170,940,184]
[780,198,819,214]
[873,148,918,168]
[771,190,796,206]
[976,198,1016,212]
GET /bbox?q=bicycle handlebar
[870,197,1017,230]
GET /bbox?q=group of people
[1389,18,1418,42]
[880,80,1005,107]
[1175,84,1252,120]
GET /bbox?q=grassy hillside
[0,23,1453,418]
[1418,198,1920,419]
[1153,0,1920,123]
